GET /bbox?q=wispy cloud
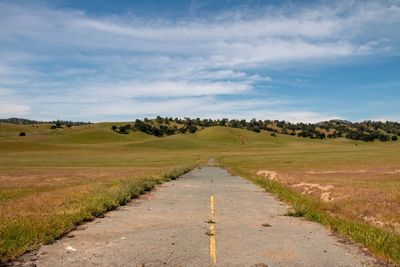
[0,88,30,117]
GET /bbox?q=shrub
[392,136,398,141]
[151,127,162,137]
[118,126,127,134]
[19,132,26,136]
[187,125,198,133]
[111,125,117,131]
[50,125,57,129]
[379,135,389,142]
[252,126,261,133]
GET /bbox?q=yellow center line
[209,195,217,265]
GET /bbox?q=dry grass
[1,123,399,263]
[0,123,203,259]
[215,136,400,232]
[217,137,400,264]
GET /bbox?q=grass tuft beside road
[244,174,400,265]
[0,166,194,261]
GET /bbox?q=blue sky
[0,0,399,122]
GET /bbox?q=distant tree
[55,121,62,128]
[298,131,313,138]
[156,116,163,123]
[245,125,255,132]
[252,125,261,133]
[134,120,152,134]
[201,119,210,127]
[187,125,198,133]
[179,127,188,134]
[66,124,72,128]
[166,127,176,135]
[151,126,162,137]
[229,120,239,128]
[219,119,227,126]
[111,125,117,131]
[159,125,168,135]
[119,126,127,134]
[378,135,389,142]
[314,131,326,139]
[19,132,26,136]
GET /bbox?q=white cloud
[86,80,252,98]
[0,88,30,117]
[45,95,333,123]
[41,85,334,122]
[0,88,13,96]
[0,104,30,117]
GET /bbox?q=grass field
[1,123,399,263]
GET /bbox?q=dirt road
[19,167,380,266]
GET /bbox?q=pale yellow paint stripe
[210,195,215,217]
[209,195,217,265]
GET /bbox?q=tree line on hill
[110,116,400,142]
[0,118,91,126]
[2,117,398,142]
[0,118,92,137]
[111,117,199,137]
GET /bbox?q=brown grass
[1,123,399,263]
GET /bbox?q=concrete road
[19,167,380,266]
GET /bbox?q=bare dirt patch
[256,170,278,180]
[293,182,335,202]
[256,170,336,202]
[292,182,334,192]
[255,166,400,233]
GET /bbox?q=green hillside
[49,128,154,144]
